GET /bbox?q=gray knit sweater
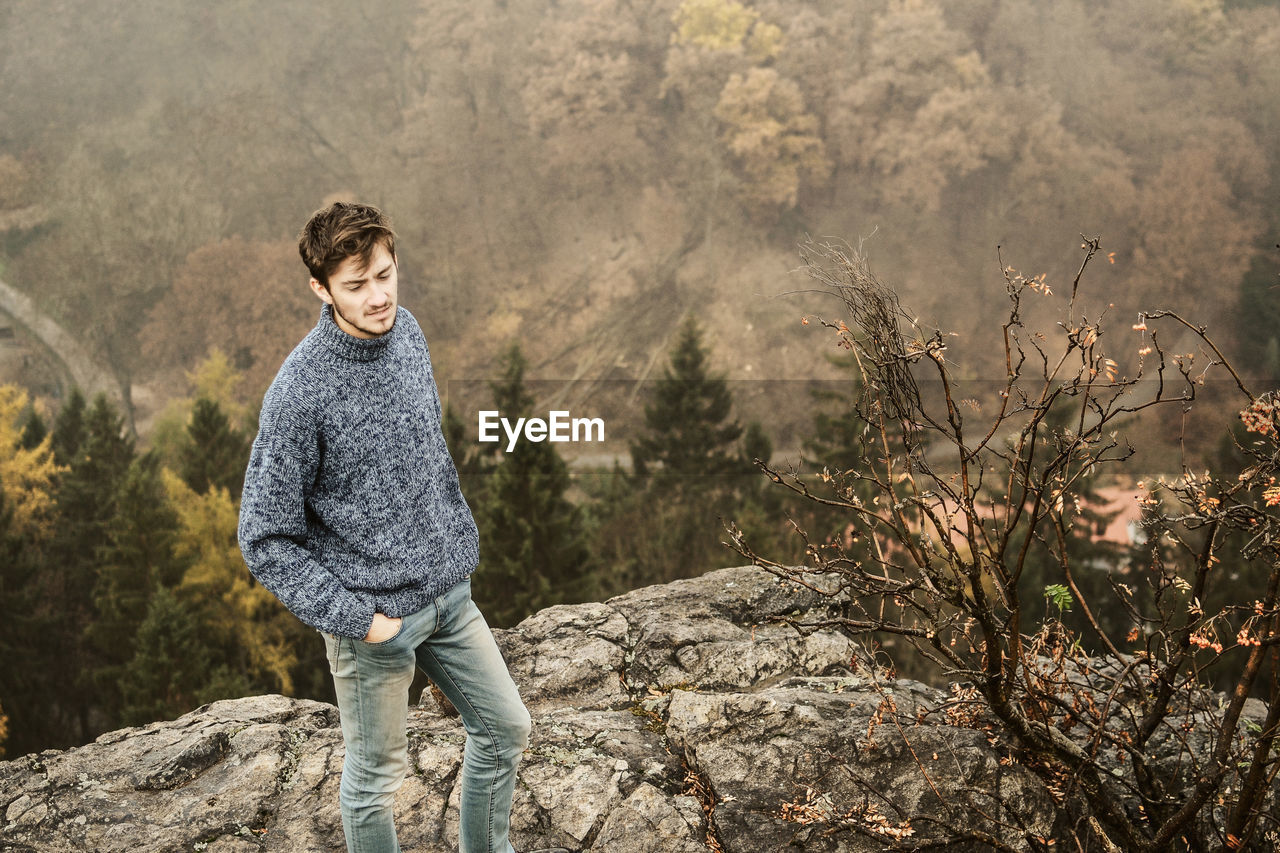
[237,304,479,639]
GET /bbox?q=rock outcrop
[0,566,1060,852]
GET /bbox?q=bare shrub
[731,236,1279,851]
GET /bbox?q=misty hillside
[0,0,1277,443]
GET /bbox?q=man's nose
[369,285,390,306]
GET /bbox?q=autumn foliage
[140,237,315,405]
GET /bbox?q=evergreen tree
[740,419,772,471]
[50,387,87,466]
[178,396,250,499]
[53,394,135,563]
[593,315,755,588]
[729,418,807,563]
[803,353,869,476]
[149,350,254,476]
[578,460,640,599]
[470,345,592,627]
[732,419,773,528]
[86,452,186,727]
[630,314,742,482]
[0,466,53,757]
[795,352,879,551]
[1233,251,1280,378]
[119,586,215,726]
[18,406,46,451]
[47,393,135,744]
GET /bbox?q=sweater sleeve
[237,381,376,639]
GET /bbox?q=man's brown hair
[298,201,397,289]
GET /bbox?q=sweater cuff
[331,595,377,640]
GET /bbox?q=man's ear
[309,277,334,305]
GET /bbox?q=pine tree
[53,394,135,564]
[609,314,750,586]
[470,344,592,626]
[795,352,879,551]
[1232,252,1280,378]
[630,314,743,482]
[803,352,868,476]
[0,386,60,754]
[18,406,46,451]
[179,397,250,499]
[728,418,798,561]
[47,393,135,744]
[119,586,215,726]
[578,460,643,599]
[149,350,253,476]
[740,419,772,471]
[50,387,87,466]
[0,466,52,756]
[86,453,186,727]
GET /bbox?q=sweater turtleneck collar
[314,303,399,362]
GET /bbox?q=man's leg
[324,617,419,853]
[414,577,531,853]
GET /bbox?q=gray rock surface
[0,566,1059,852]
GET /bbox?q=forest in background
[1,0,1277,428]
[1,0,1279,756]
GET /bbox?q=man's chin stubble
[336,304,396,338]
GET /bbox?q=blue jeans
[322,576,531,853]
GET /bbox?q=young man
[238,202,563,853]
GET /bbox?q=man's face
[309,241,398,339]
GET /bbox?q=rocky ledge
[0,566,1060,852]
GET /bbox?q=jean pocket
[363,616,404,647]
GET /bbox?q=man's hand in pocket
[364,613,402,643]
